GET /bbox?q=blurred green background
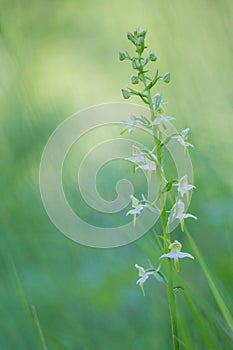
[1,0,233,349]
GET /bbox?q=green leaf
[120,128,127,135]
[162,180,173,193]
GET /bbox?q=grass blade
[185,227,233,333]
[31,305,48,350]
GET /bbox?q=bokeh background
[1,0,233,349]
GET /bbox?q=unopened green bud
[121,89,131,99]
[134,26,140,36]
[127,32,135,44]
[135,37,145,54]
[132,59,140,70]
[141,58,149,66]
[163,72,171,83]
[134,27,147,39]
[140,30,147,39]
[149,51,157,62]
[119,51,127,61]
[136,37,144,46]
[131,74,139,84]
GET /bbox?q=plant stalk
[140,61,180,350]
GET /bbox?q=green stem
[167,260,180,350]
[161,203,180,350]
[139,56,180,349]
[139,56,155,121]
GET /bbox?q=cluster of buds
[120,27,171,111]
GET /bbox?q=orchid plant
[120,27,197,350]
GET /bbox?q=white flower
[136,160,156,171]
[168,199,197,231]
[175,174,196,200]
[174,199,197,221]
[125,115,138,134]
[135,264,155,296]
[125,146,146,164]
[126,195,146,219]
[151,115,175,126]
[131,194,140,208]
[126,195,158,224]
[160,240,194,271]
[126,203,145,216]
[125,146,157,175]
[173,128,194,148]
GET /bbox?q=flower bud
[127,32,135,44]
[136,37,144,46]
[134,27,147,39]
[149,51,157,62]
[163,72,171,83]
[132,59,140,70]
[131,74,139,84]
[119,51,127,61]
[135,37,145,54]
[121,89,131,99]
[140,30,147,39]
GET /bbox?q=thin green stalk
[160,205,179,350]
[11,259,31,317]
[140,72,155,120]
[168,260,180,350]
[31,305,49,350]
[140,56,180,349]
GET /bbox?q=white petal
[185,142,194,148]
[136,162,156,171]
[135,264,145,276]
[183,213,197,220]
[181,128,190,137]
[126,205,144,215]
[125,156,146,164]
[160,252,175,259]
[146,271,155,276]
[167,204,177,224]
[178,252,194,259]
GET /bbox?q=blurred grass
[0,0,233,349]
